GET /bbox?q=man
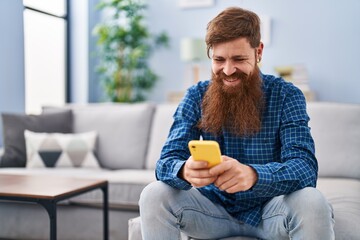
[140,7,334,240]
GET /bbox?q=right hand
[179,156,217,188]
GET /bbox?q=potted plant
[93,0,169,102]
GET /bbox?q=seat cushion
[317,177,360,240]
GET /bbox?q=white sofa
[1,102,360,240]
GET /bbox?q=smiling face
[211,37,263,89]
[199,37,265,136]
[201,8,265,136]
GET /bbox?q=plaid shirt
[156,73,318,227]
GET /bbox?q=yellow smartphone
[188,140,222,167]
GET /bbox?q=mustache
[215,70,249,82]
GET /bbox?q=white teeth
[225,78,238,82]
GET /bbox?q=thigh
[171,186,238,239]
[256,187,334,240]
[255,194,289,240]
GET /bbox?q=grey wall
[0,0,25,147]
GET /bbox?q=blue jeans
[139,181,334,240]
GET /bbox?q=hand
[180,156,217,188]
[209,156,258,194]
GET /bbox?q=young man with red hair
[140,7,334,240]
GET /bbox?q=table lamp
[180,38,208,84]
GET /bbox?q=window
[23,0,68,114]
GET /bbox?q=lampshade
[180,38,208,62]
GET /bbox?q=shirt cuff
[248,164,273,194]
[172,161,193,190]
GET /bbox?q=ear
[256,42,264,62]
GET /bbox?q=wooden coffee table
[0,174,108,240]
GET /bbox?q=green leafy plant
[93,0,169,102]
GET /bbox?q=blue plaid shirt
[156,73,318,227]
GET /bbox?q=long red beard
[198,67,265,136]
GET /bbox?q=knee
[286,187,332,217]
[139,181,175,212]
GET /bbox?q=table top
[0,174,107,200]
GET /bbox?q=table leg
[101,184,109,240]
[38,199,57,240]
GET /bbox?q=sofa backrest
[148,102,360,180]
[307,102,360,180]
[43,101,360,180]
[44,103,155,170]
[145,104,178,169]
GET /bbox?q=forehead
[212,38,253,57]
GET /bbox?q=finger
[216,176,239,192]
[224,179,253,193]
[187,157,209,169]
[217,174,254,193]
[223,184,241,194]
[189,176,217,188]
[187,168,213,179]
[214,171,233,188]
[209,160,231,175]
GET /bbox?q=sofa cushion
[0,110,73,168]
[146,104,178,169]
[317,178,360,240]
[0,168,156,209]
[68,169,156,208]
[24,130,99,168]
[307,102,360,179]
[44,103,155,170]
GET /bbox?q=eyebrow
[212,54,250,59]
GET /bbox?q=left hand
[209,156,258,193]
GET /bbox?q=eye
[234,58,246,62]
[213,58,224,63]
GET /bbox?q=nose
[223,61,236,76]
